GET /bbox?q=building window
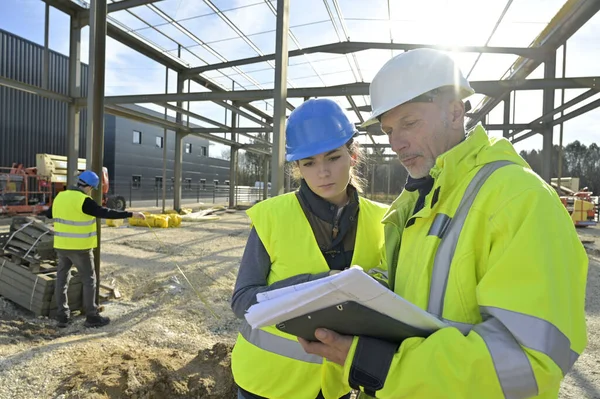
[155,176,163,190]
[213,180,219,187]
[132,175,142,190]
[185,143,192,153]
[200,179,206,190]
[156,136,163,148]
[225,180,230,186]
[184,178,192,190]
[201,146,208,156]
[133,130,142,144]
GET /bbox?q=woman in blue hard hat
[230,98,388,399]
[46,170,145,329]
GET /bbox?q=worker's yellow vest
[52,190,97,250]
[231,193,387,399]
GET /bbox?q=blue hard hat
[78,170,99,189]
[285,98,356,162]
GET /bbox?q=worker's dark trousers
[55,249,98,318]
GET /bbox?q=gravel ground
[0,213,598,398]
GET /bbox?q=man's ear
[449,100,465,129]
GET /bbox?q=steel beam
[467,0,600,130]
[79,0,166,25]
[347,95,382,156]
[87,0,107,307]
[270,0,289,197]
[67,17,82,186]
[551,97,600,126]
[484,123,531,131]
[185,42,546,76]
[508,88,598,141]
[105,104,187,131]
[0,76,73,103]
[190,127,271,134]
[155,102,228,129]
[98,78,600,105]
[511,96,600,144]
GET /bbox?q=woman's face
[297,145,354,206]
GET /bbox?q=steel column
[173,73,185,211]
[503,97,511,139]
[161,66,168,213]
[229,102,238,208]
[270,0,290,197]
[541,54,557,183]
[263,156,269,200]
[67,17,82,186]
[43,3,50,90]
[87,0,108,304]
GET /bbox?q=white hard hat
[363,48,475,127]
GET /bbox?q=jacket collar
[382,124,492,226]
[297,179,359,223]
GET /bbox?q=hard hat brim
[286,134,355,162]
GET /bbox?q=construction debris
[181,207,225,223]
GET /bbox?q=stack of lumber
[0,216,82,317]
[0,258,82,317]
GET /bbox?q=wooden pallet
[0,257,82,316]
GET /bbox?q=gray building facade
[0,29,230,205]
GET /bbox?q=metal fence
[110,181,269,210]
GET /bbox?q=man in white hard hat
[299,48,588,399]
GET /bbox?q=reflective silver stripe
[54,231,97,238]
[53,218,96,226]
[481,306,577,376]
[474,318,538,399]
[428,161,513,316]
[427,213,451,238]
[239,321,323,364]
[443,318,474,335]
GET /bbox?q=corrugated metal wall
[0,28,232,203]
[0,28,88,169]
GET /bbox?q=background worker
[46,170,145,328]
[230,98,388,399]
[299,48,588,399]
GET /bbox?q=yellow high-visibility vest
[232,192,388,399]
[52,190,97,250]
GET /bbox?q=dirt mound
[57,343,236,399]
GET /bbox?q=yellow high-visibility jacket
[346,125,588,399]
[52,189,97,250]
[232,192,388,399]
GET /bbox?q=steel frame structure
[1,0,600,294]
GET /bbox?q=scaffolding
[2,0,600,298]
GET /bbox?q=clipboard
[275,301,435,343]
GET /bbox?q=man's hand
[298,328,353,366]
[131,212,146,220]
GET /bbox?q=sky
[1,0,600,159]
